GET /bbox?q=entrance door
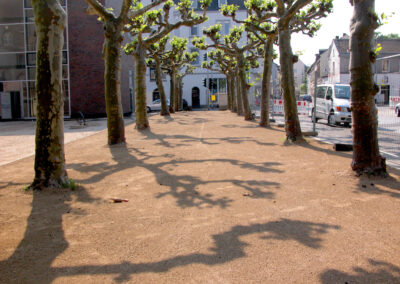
[10,92,21,119]
[381,85,390,105]
[192,87,200,108]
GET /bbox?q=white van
[312,84,352,127]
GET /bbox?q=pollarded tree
[349,0,387,176]
[30,0,69,189]
[163,37,199,111]
[147,36,171,116]
[85,0,167,144]
[275,0,333,141]
[202,50,238,112]
[177,64,196,110]
[125,0,211,130]
[222,1,278,127]
[193,24,262,120]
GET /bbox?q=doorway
[11,92,21,119]
[381,85,390,105]
[192,87,200,108]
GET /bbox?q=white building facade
[142,0,248,108]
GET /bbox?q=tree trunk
[134,43,149,129]
[238,55,253,120]
[278,27,303,141]
[173,72,179,111]
[260,38,274,127]
[169,73,175,113]
[31,0,69,189]
[236,73,243,115]
[178,77,183,110]
[155,58,170,116]
[231,74,237,112]
[103,22,126,144]
[226,74,232,110]
[349,0,386,176]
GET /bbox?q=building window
[216,21,230,36]
[332,62,335,74]
[190,26,198,37]
[382,60,389,73]
[218,0,227,7]
[149,67,155,81]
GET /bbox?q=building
[307,34,400,105]
[140,0,248,109]
[374,54,400,105]
[293,58,306,97]
[0,0,134,120]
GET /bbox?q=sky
[291,0,400,66]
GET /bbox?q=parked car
[396,103,400,117]
[147,99,170,112]
[299,94,312,102]
[312,84,352,127]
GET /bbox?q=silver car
[147,99,170,112]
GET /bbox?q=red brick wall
[68,1,134,118]
[68,0,106,117]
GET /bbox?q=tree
[160,37,199,112]
[349,0,387,176]
[85,0,166,144]
[275,0,332,141]
[125,0,211,130]
[375,32,400,40]
[147,36,171,116]
[30,0,69,189]
[202,50,238,112]
[177,64,196,110]
[223,1,278,127]
[193,24,261,120]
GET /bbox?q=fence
[250,94,400,166]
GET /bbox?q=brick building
[0,0,134,120]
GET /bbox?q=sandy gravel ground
[0,111,399,284]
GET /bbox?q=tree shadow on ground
[140,129,276,148]
[295,140,400,199]
[0,213,339,283]
[0,186,99,284]
[320,259,400,283]
[153,115,211,126]
[68,144,282,209]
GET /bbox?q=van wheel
[328,114,336,126]
[147,107,151,113]
[396,107,400,117]
[344,122,350,128]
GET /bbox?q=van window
[316,87,327,99]
[334,85,351,99]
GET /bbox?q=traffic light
[203,53,207,61]
[202,78,207,87]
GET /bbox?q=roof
[376,53,400,60]
[333,38,400,57]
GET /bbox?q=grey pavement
[0,117,135,167]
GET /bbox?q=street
[256,106,400,169]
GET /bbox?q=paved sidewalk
[0,118,135,166]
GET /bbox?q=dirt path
[0,111,399,283]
